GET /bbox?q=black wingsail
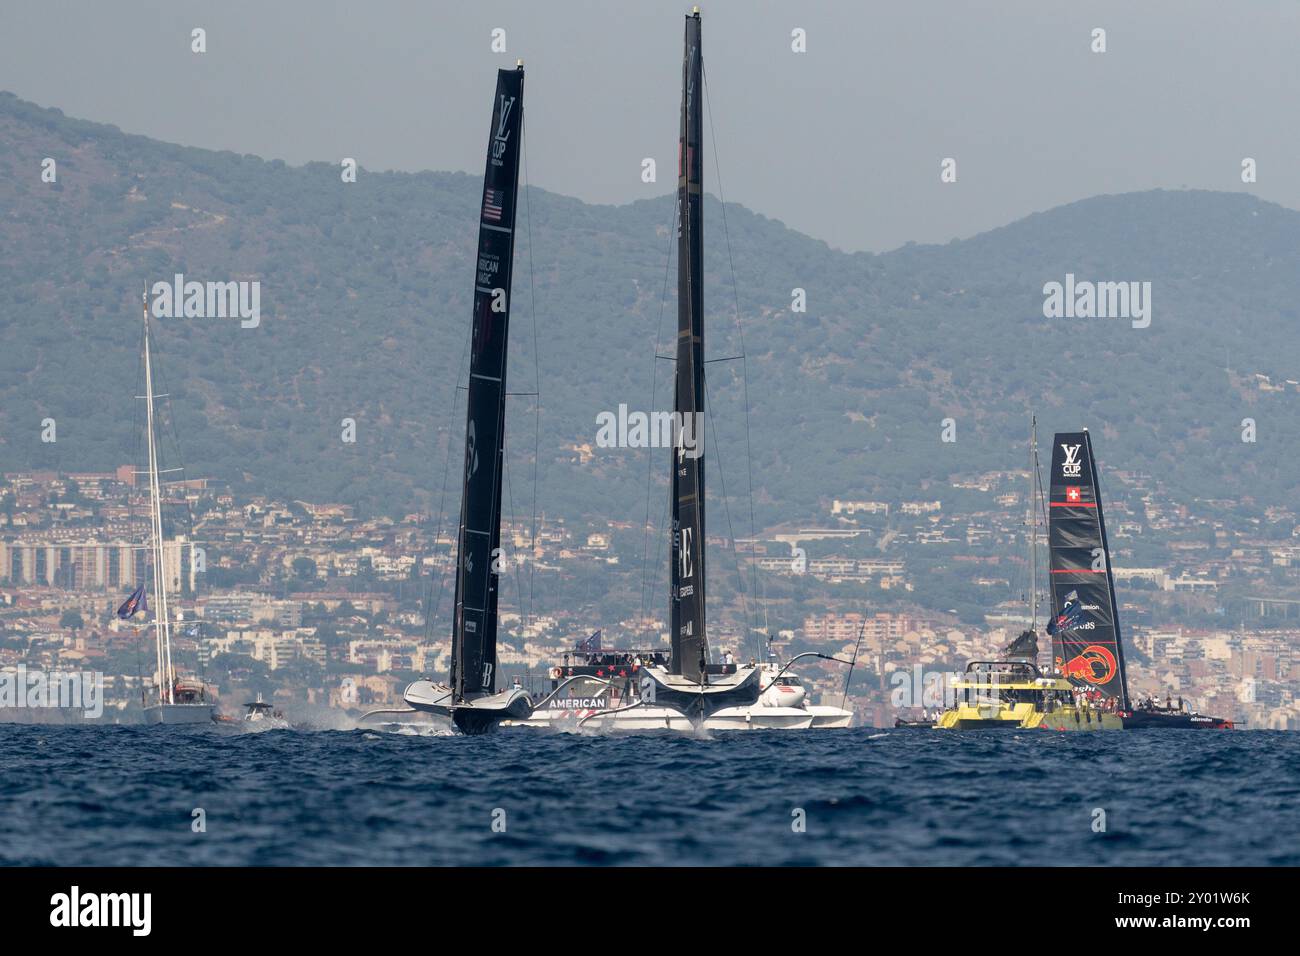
[669,10,707,681]
[1046,431,1130,707]
[450,66,523,702]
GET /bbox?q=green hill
[2,91,1297,523]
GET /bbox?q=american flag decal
[483,188,504,222]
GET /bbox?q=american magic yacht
[396,63,535,734]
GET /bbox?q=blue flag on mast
[116,583,149,620]
[1046,590,1085,635]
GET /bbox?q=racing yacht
[602,8,762,723]
[505,648,850,731]
[936,425,1130,731]
[395,64,534,734]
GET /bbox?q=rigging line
[130,313,147,667]
[424,319,473,649]
[703,61,763,644]
[701,373,752,656]
[147,315,201,668]
[840,620,868,713]
[502,430,529,634]
[522,108,542,627]
[639,190,680,625]
[647,461,673,641]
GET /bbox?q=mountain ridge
[2,91,1297,524]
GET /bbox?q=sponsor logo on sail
[679,526,694,581]
[490,95,515,167]
[1061,443,1083,478]
[1058,644,1118,685]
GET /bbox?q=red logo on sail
[1066,486,1082,502]
[1057,645,1118,685]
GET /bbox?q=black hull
[452,709,504,735]
[893,719,933,729]
[1122,710,1232,730]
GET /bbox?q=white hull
[243,716,291,731]
[507,662,854,733]
[705,706,815,730]
[805,705,853,729]
[143,703,213,726]
[505,705,698,732]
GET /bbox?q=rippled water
[1,724,1295,866]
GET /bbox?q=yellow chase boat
[935,660,1122,731]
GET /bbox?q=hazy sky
[3,0,1298,252]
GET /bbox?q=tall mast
[449,63,524,700]
[1028,414,1037,630]
[142,293,173,705]
[670,8,707,680]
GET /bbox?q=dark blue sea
[2,725,1296,866]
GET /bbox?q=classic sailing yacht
[134,296,213,725]
[399,64,534,735]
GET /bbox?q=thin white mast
[142,293,174,705]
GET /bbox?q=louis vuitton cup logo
[491,95,515,166]
[1061,443,1083,479]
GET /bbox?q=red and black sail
[451,66,523,700]
[1046,430,1130,706]
[670,11,707,681]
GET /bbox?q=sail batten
[450,66,524,700]
[1046,431,1130,706]
[670,11,707,680]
